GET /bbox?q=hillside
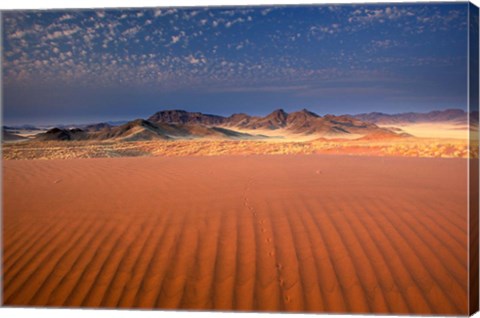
[34,118,260,142]
[25,108,413,142]
[149,108,398,138]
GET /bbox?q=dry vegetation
[2,137,476,160]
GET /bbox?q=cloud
[346,5,465,35]
[153,8,177,18]
[9,30,26,39]
[122,26,141,37]
[1,4,468,97]
[369,39,398,49]
[171,34,181,44]
[58,14,74,21]
[46,27,80,40]
[186,55,205,64]
[261,8,273,16]
[309,24,341,37]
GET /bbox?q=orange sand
[2,155,468,314]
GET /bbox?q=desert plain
[3,153,469,314]
[2,109,476,315]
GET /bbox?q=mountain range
[3,108,473,142]
[32,108,401,142]
[353,109,476,125]
[36,119,259,142]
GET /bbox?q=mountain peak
[148,109,225,125]
[266,108,288,119]
[300,108,319,117]
[269,108,287,115]
[262,109,288,128]
[289,108,319,118]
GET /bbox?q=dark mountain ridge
[32,108,403,142]
[34,117,263,142]
[352,108,474,125]
[148,108,394,137]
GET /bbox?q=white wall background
[0,0,479,317]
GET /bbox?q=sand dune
[2,155,468,314]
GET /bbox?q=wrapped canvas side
[469,2,479,315]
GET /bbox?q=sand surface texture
[3,155,468,314]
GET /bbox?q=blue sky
[2,3,469,125]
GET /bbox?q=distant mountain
[2,129,27,142]
[88,119,169,141]
[147,108,394,137]
[35,128,87,141]
[148,110,225,126]
[30,108,415,142]
[90,119,260,141]
[352,109,472,125]
[221,108,392,137]
[225,113,258,127]
[104,120,129,126]
[34,118,261,142]
[240,109,289,129]
[84,122,113,132]
[3,124,41,131]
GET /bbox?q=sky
[2,3,470,125]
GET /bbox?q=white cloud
[153,8,177,18]
[46,27,80,40]
[261,8,273,16]
[186,55,200,64]
[122,26,141,37]
[9,30,26,39]
[171,35,181,44]
[370,39,397,49]
[58,14,74,22]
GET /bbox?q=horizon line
[2,106,470,128]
